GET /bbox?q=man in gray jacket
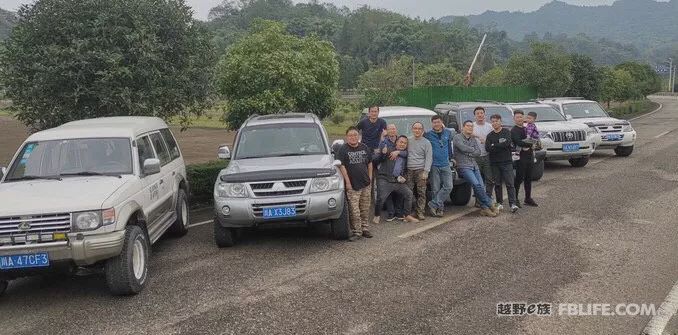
[407,122,433,220]
[453,121,498,218]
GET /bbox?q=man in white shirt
[472,107,499,208]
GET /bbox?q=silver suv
[0,117,190,296]
[213,113,349,247]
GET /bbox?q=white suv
[540,98,637,157]
[0,117,190,296]
[508,103,597,167]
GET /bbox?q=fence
[398,86,538,110]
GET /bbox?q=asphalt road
[2,97,678,335]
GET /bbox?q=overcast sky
[2,0,619,21]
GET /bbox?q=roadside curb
[629,102,664,121]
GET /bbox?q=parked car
[336,106,473,206]
[214,113,350,247]
[433,102,547,181]
[0,117,190,296]
[539,98,637,157]
[507,103,597,167]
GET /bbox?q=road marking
[654,130,671,139]
[630,102,664,121]
[188,219,212,228]
[398,208,478,239]
[641,279,678,335]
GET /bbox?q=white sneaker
[510,205,519,213]
[496,203,504,211]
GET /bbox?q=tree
[0,0,216,131]
[357,55,413,106]
[338,55,365,89]
[217,20,339,129]
[475,67,506,86]
[600,68,639,106]
[565,54,602,100]
[415,62,463,87]
[614,62,662,97]
[505,43,573,97]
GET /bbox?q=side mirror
[333,159,342,167]
[331,139,345,154]
[565,115,573,121]
[217,145,231,160]
[143,158,161,176]
[0,167,6,179]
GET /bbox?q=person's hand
[345,181,353,191]
[421,171,428,180]
[479,138,485,144]
[382,147,388,154]
[389,151,399,160]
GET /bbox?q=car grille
[551,130,586,142]
[283,180,307,188]
[252,201,308,218]
[0,213,71,245]
[596,125,623,133]
[249,180,308,198]
[254,190,304,197]
[250,182,274,190]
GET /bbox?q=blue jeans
[459,167,493,209]
[429,165,454,209]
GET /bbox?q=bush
[186,160,229,207]
[330,112,345,125]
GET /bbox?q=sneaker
[397,216,407,222]
[372,216,381,225]
[436,208,444,217]
[386,216,396,222]
[515,201,523,209]
[490,203,500,214]
[427,201,439,216]
[362,230,374,238]
[524,198,539,207]
[480,208,497,217]
[348,235,361,242]
[404,215,420,223]
[416,213,426,221]
[495,203,504,211]
[474,200,481,208]
[510,204,519,213]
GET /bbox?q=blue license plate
[562,143,580,152]
[604,134,622,141]
[262,207,297,219]
[0,252,49,270]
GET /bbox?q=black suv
[433,102,546,181]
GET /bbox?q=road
[2,96,678,335]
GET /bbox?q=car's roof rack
[543,97,585,101]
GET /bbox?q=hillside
[441,0,678,48]
[0,8,17,40]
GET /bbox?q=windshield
[459,107,514,126]
[235,123,327,159]
[5,138,133,181]
[381,116,433,137]
[523,106,566,122]
[563,102,609,119]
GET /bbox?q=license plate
[562,143,580,152]
[604,134,622,141]
[0,252,49,270]
[262,207,297,219]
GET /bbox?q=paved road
[2,97,678,335]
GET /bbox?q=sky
[2,0,620,21]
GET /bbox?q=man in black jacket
[485,114,519,213]
[511,110,538,207]
[373,136,420,224]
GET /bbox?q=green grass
[608,100,660,120]
[0,109,11,117]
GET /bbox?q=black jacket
[511,125,533,157]
[485,128,513,164]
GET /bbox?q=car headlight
[622,125,634,132]
[539,132,552,139]
[73,210,109,231]
[215,182,249,198]
[310,175,341,193]
[586,127,598,135]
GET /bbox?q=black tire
[532,159,545,181]
[614,145,634,157]
[450,182,472,206]
[0,280,7,296]
[214,220,236,248]
[169,189,189,237]
[105,225,149,296]
[568,156,590,168]
[330,199,351,240]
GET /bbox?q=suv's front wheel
[105,225,149,296]
[569,156,590,168]
[0,280,8,296]
[214,221,236,248]
[330,199,350,240]
[614,145,634,157]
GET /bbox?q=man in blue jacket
[424,115,454,217]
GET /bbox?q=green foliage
[186,160,229,206]
[357,55,412,106]
[475,67,506,86]
[415,62,463,87]
[614,62,662,97]
[0,8,17,41]
[505,43,573,97]
[0,0,216,132]
[338,54,366,89]
[608,100,659,119]
[565,54,602,100]
[217,20,339,129]
[600,68,639,104]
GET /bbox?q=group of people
[336,106,541,241]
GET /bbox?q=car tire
[532,159,545,181]
[330,199,351,240]
[614,145,634,157]
[568,156,590,168]
[214,220,236,248]
[450,182,472,206]
[169,189,189,237]
[105,225,149,296]
[0,280,7,296]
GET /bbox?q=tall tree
[614,62,662,97]
[505,43,573,97]
[217,20,339,129]
[565,54,602,100]
[0,0,216,131]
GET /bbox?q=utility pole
[668,58,673,92]
[412,57,416,88]
[464,33,487,86]
[673,65,676,93]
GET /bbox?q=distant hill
[441,0,678,48]
[0,8,17,40]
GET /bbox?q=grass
[0,109,11,117]
[608,99,661,120]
